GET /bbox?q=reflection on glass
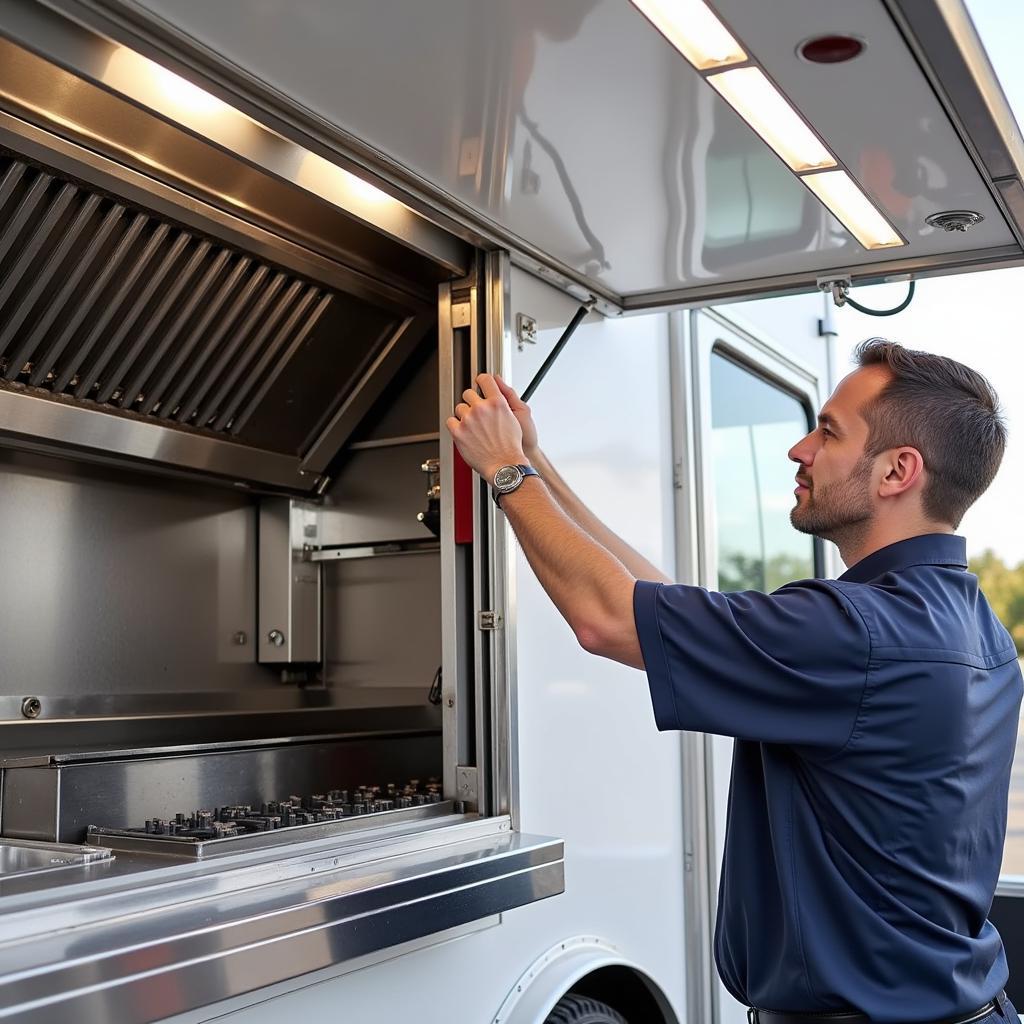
[710,352,814,592]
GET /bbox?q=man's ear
[877,446,925,499]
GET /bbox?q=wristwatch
[491,464,539,507]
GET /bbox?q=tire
[544,993,629,1024]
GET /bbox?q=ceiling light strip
[800,170,905,249]
[629,0,905,249]
[706,66,835,172]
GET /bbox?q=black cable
[522,304,590,403]
[844,280,915,317]
[519,106,609,270]
[428,665,442,706]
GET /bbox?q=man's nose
[788,432,816,465]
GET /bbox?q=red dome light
[798,35,865,64]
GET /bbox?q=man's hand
[447,373,529,480]
[493,375,538,459]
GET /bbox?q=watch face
[493,465,522,490]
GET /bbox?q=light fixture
[104,48,231,119]
[295,152,393,207]
[629,0,906,249]
[801,170,904,249]
[630,0,746,71]
[707,66,835,172]
[101,45,399,215]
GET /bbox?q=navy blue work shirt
[634,534,1023,1023]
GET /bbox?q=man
[447,338,1023,1024]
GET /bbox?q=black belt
[747,992,1007,1024]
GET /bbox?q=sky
[827,0,1024,566]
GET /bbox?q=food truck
[0,1,1021,1021]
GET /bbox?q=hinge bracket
[456,765,479,807]
[478,610,503,630]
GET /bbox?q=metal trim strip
[0,385,311,489]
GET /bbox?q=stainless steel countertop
[0,813,565,1024]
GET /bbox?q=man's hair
[854,338,1007,527]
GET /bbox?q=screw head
[21,697,42,719]
[268,629,286,647]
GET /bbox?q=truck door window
[710,351,815,592]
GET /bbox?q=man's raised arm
[493,375,673,586]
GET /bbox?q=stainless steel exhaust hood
[0,21,467,493]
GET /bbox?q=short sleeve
[634,578,870,752]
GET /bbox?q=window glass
[710,352,815,591]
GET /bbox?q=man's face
[788,365,890,542]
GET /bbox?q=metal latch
[478,610,503,630]
[516,312,538,351]
[451,301,472,328]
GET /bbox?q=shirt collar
[838,533,968,584]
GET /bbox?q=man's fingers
[462,388,482,406]
[494,374,525,409]
[476,373,503,401]
[445,416,460,436]
[454,402,471,419]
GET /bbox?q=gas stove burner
[86,779,456,859]
[135,781,443,840]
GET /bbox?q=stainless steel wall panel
[323,550,442,708]
[0,448,273,704]
[319,441,440,547]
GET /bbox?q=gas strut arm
[521,303,593,403]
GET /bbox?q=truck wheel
[544,993,628,1024]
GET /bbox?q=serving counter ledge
[0,815,564,1023]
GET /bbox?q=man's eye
[821,427,833,438]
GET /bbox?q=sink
[0,838,113,878]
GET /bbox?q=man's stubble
[790,455,875,550]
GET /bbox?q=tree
[969,549,1024,654]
